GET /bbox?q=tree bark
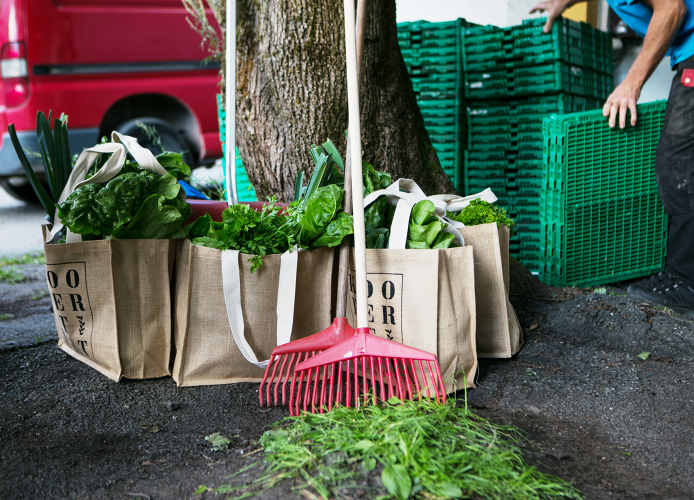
[236,0,454,201]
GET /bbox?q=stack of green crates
[540,101,668,286]
[217,95,257,202]
[462,17,614,272]
[398,18,477,193]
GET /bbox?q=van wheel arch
[99,93,202,166]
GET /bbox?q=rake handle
[336,0,366,319]
[344,0,368,330]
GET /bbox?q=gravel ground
[1,260,693,500]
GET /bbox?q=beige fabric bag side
[346,246,477,392]
[172,241,335,386]
[43,231,174,381]
[458,223,522,358]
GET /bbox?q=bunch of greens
[447,198,515,234]
[238,398,583,500]
[9,111,72,225]
[407,200,456,249]
[187,202,298,272]
[188,139,353,272]
[363,163,393,249]
[56,149,192,240]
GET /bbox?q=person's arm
[604,0,687,128]
[530,0,592,33]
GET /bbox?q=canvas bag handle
[362,179,496,249]
[221,248,298,368]
[50,132,169,242]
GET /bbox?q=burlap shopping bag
[40,132,182,381]
[346,246,477,391]
[172,241,335,386]
[458,223,523,358]
[43,229,175,381]
[362,178,521,359]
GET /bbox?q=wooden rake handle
[335,0,367,319]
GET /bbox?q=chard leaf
[112,193,186,240]
[156,173,182,200]
[406,240,429,249]
[311,211,353,248]
[300,184,343,242]
[156,151,191,180]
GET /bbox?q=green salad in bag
[447,198,515,235]
[187,139,354,272]
[56,146,192,241]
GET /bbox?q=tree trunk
[236,0,454,201]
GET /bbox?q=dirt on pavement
[1,260,693,500]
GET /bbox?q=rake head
[259,317,356,407]
[288,327,447,416]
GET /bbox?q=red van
[0,0,222,202]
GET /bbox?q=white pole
[344,0,367,329]
[225,0,238,205]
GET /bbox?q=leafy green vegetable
[156,151,192,181]
[188,187,352,272]
[299,184,344,242]
[8,111,72,225]
[190,201,299,273]
[363,164,393,249]
[406,199,455,250]
[186,140,353,271]
[311,211,353,248]
[57,160,191,241]
[447,198,515,234]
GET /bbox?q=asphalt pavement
[0,187,47,257]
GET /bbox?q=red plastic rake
[287,0,447,416]
[288,328,447,416]
[259,318,356,406]
[259,0,368,408]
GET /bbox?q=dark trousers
[656,55,694,287]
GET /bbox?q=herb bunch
[187,139,354,272]
[448,198,515,234]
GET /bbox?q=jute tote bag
[42,132,178,381]
[457,223,523,358]
[363,178,522,359]
[172,241,335,386]
[43,230,175,381]
[346,247,477,392]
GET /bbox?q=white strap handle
[363,178,466,249]
[221,248,298,368]
[50,132,170,242]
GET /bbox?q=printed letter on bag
[349,268,403,343]
[46,262,94,358]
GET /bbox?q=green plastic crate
[468,94,602,123]
[539,101,668,286]
[541,101,666,215]
[217,95,257,202]
[463,17,613,74]
[465,61,613,100]
[540,192,667,287]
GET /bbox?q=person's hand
[529,0,573,33]
[602,80,642,128]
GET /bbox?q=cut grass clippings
[221,398,582,500]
